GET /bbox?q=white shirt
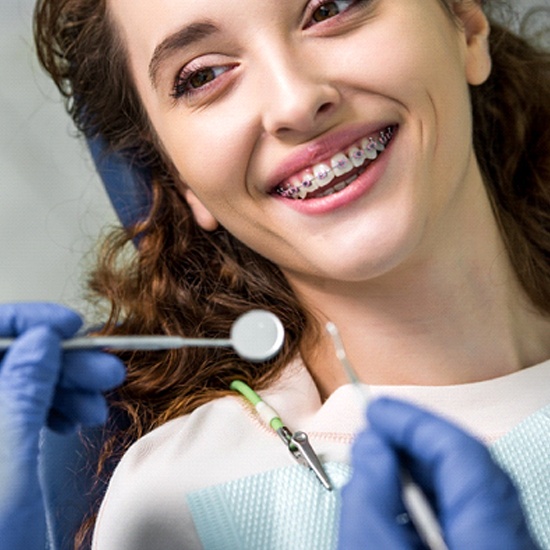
[93,358,550,549]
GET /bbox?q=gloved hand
[338,397,538,550]
[0,303,125,550]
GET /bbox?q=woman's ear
[453,0,492,86]
[182,187,219,231]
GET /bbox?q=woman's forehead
[110,0,273,78]
[110,0,288,50]
[108,0,331,96]
[110,0,449,50]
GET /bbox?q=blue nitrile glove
[338,397,538,550]
[0,303,125,550]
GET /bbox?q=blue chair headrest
[87,136,152,229]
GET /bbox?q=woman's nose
[259,52,341,141]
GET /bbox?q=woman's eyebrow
[149,21,218,87]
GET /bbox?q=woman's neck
[291,217,550,398]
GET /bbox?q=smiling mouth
[273,125,397,200]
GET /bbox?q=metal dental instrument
[278,427,333,491]
[326,322,449,550]
[230,379,333,491]
[0,310,285,363]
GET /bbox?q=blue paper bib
[187,407,550,549]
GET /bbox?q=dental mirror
[0,309,285,363]
[230,309,285,362]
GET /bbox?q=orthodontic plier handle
[230,380,333,491]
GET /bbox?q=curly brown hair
[33,0,550,547]
[34,0,311,427]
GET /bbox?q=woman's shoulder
[91,359,360,549]
[110,394,271,490]
[93,394,272,549]
[123,395,250,464]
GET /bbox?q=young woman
[28,0,550,547]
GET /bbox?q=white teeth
[331,153,353,177]
[306,178,320,191]
[276,126,396,199]
[361,138,379,160]
[304,173,318,188]
[288,176,302,189]
[313,163,334,188]
[348,146,366,167]
[364,135,385,152]
[320,187,336,197]
[366,148,378,160]
[294,173,319,192]
[344,172,360,185]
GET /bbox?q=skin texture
[109,0,550,394]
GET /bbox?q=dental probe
[0,310,285,363]
[325,322,449,550]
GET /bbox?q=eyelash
[171,64,234,101]
[304,0,361,28]
[171,0,368,101]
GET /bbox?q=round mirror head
[230,310,285,362]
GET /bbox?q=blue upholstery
[41,138,150,549]
[40,429,103,550]
[87,136,152,230]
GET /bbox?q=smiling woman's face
[108,0,491,289]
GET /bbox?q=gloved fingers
[58,350,126,392]
[339,427,424,550]
[48,388,109,430]
[0,325,121,431]
[0,326,65,460]
[0,326,62,413]
[367,398,511,505]
[0,302,82,339]
[367,398,535,548]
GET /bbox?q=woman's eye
[310,1,355,24]
[188,68,217,89]
[172,65,230,100]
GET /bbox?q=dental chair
[40,137,151,550]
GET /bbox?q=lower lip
[272,129,397,215]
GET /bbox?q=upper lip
[264,121,397,193]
